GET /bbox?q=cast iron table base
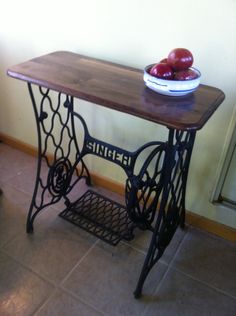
[7,51,225,298]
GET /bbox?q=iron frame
[26,83,196,298]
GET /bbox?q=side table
[7,51,225,298]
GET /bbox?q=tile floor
[0,142,236,316]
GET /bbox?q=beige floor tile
[3,165,38,195]
[63,241,168,316]
[0,183,31,217]
[0,251,53,316]
[172,227,236,297]
[128,226,186,264]
[0,144,37,184]
[3,214,97,283]
[1,151,50,198]
[0,215,25,248]
[35,289,104,316]
[144,268,236,316]
[0,167,14,187]
[0,185,29,248]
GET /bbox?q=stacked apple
[149,48,198,81]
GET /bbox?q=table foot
[133,288,142,299]
[26,223,34,234]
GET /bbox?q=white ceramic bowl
[143,64,201,97]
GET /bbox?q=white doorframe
[212,106,236,209]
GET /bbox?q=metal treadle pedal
[59,190,136,246]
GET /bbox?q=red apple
[160,58,168,63]
[167,48,193,71]
[174,68,199,80]
[149,63,174,80]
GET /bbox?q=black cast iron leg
[26,83,44,233]
[26,84,91,233]
[133,129,196,298]
[179,131,196,229]
[133,129,175,298]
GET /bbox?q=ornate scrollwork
[125,144,166,229]
[133,129,196,298]
[47,158,72,197]
[26,82,196,300]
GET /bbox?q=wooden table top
[7,51,225,130]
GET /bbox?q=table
[7,51,225,298]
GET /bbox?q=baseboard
[185,211,236,242]
[0,133,37,157]
[1,132,235,242]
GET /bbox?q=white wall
[0,0,236,228]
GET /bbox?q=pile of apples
[149,48,198,81]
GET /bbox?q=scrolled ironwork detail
[25,82,197,300]
[47,158,73,197]
[39,111,48,121]
[133,129,196,298]
[26,84,91,234]
[125,143,166,229]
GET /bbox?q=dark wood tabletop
[7,51,225,130]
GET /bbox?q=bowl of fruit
[143,48,201,97]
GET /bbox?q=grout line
[57,239,109,316]
[1,248,57,287]
[121,240,147,255]
[60,239,99,286]
[121,240,168,267]
[157,229,189,287]
[4,181,35,198]
[57,286,108,316]
[3,182,34,199]
[168,228,189,267]
[142,228,189,316]
[166,227,236,301]
[142,226,236,316]
[0,232,21,250]
[31,288,58,316]
[2,243,108,316]
[171,266,236,301]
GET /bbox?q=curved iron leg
[133,129,196,298]
[179,131,196,229]
[26,83,43,233]
[26,84,91,233]
[133,130,175,298]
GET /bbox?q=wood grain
[7,51,225,130]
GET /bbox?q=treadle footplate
[59,190,136,246]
